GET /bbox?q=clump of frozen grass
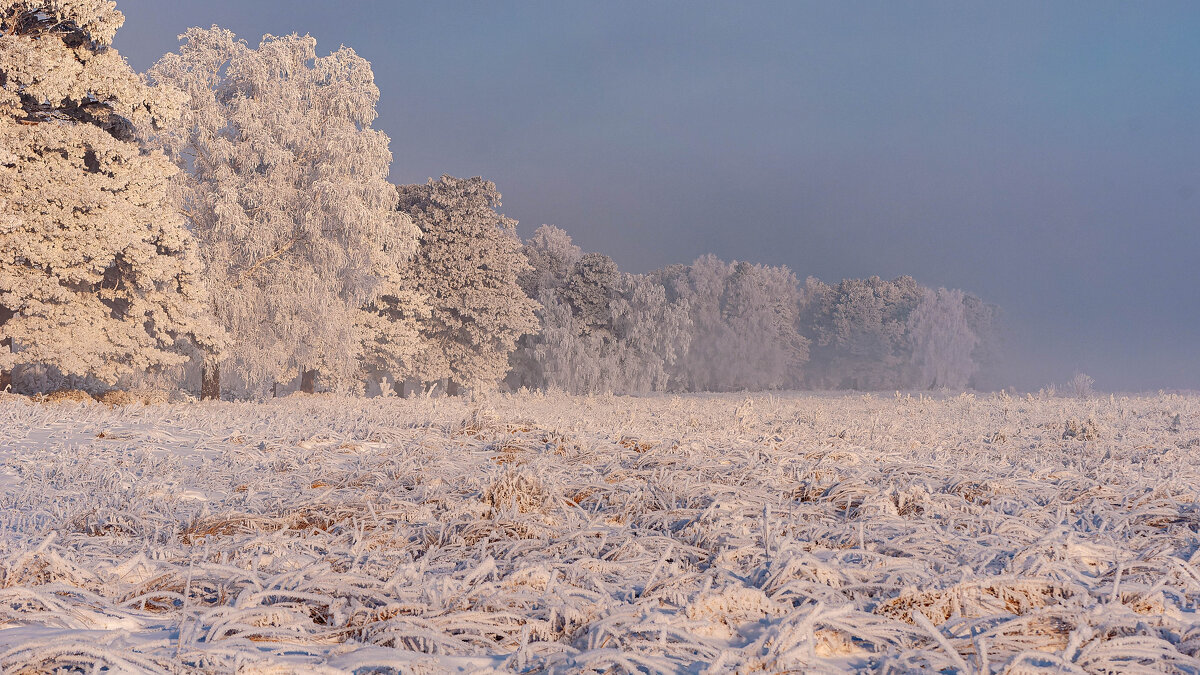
[32,389,96,404]
[483,467,553,514]
[877,578,1080,625]
[97,388,169,407]
[1062,418,1100,441]
[684,584,785,638]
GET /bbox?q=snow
[0,391,1198,672]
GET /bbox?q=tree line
[0,3,1001,398]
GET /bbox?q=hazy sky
[114,1,1200,391]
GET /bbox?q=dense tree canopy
[394,176,538,392]
[149,27,414,395]
[801,275,924,389]
[0,0,222,388]
[658,256,807,392]
[907,287,977,389]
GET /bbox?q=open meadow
[0,391,1198,673]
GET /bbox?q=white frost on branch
[0,1,223,385]
[388,176,539,392]
[148,27,417,394]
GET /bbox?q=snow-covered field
[0,391,1198,673]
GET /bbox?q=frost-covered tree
[906,287,977,389]
[560,253,620,338]
[800,276,997,391]
[963,293,1003,390]
[149,27,414,397]
[532,271,690,396]
[0,1,222,390]
[518,224,581,299]
[802,275,923,389]
[397,176,538,392]
[606,274,691,393]
[357,255,430,395]
[511,228,690,395]
[530,253,620,394]
[529,289,589,393]
[517,251,619,393]
[718,261,808,390]
[508,224,581,389]
[660,256,806,392]
[658,256,727,391]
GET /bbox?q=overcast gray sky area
[113,1,1200,392]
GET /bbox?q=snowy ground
[0,391,1198,673]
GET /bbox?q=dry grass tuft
[877,578,1077,624]
[1062,418,1100,440]
[34,389,96,404]
[482,467,553,514]
[98,388,169,407]
[618,436,654,453]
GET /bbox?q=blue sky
[114,1,1200,390]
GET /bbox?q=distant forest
[0,3,1000,399]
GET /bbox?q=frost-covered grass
[0,391,1198,673]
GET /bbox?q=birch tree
[149,27,414,397]
[0,1,222,390]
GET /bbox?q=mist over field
[3,2,1200,673]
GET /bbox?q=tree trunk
[300,369,316,394]
[0,307,12,393]
[0,340,10,394]
[201,360,220,400]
